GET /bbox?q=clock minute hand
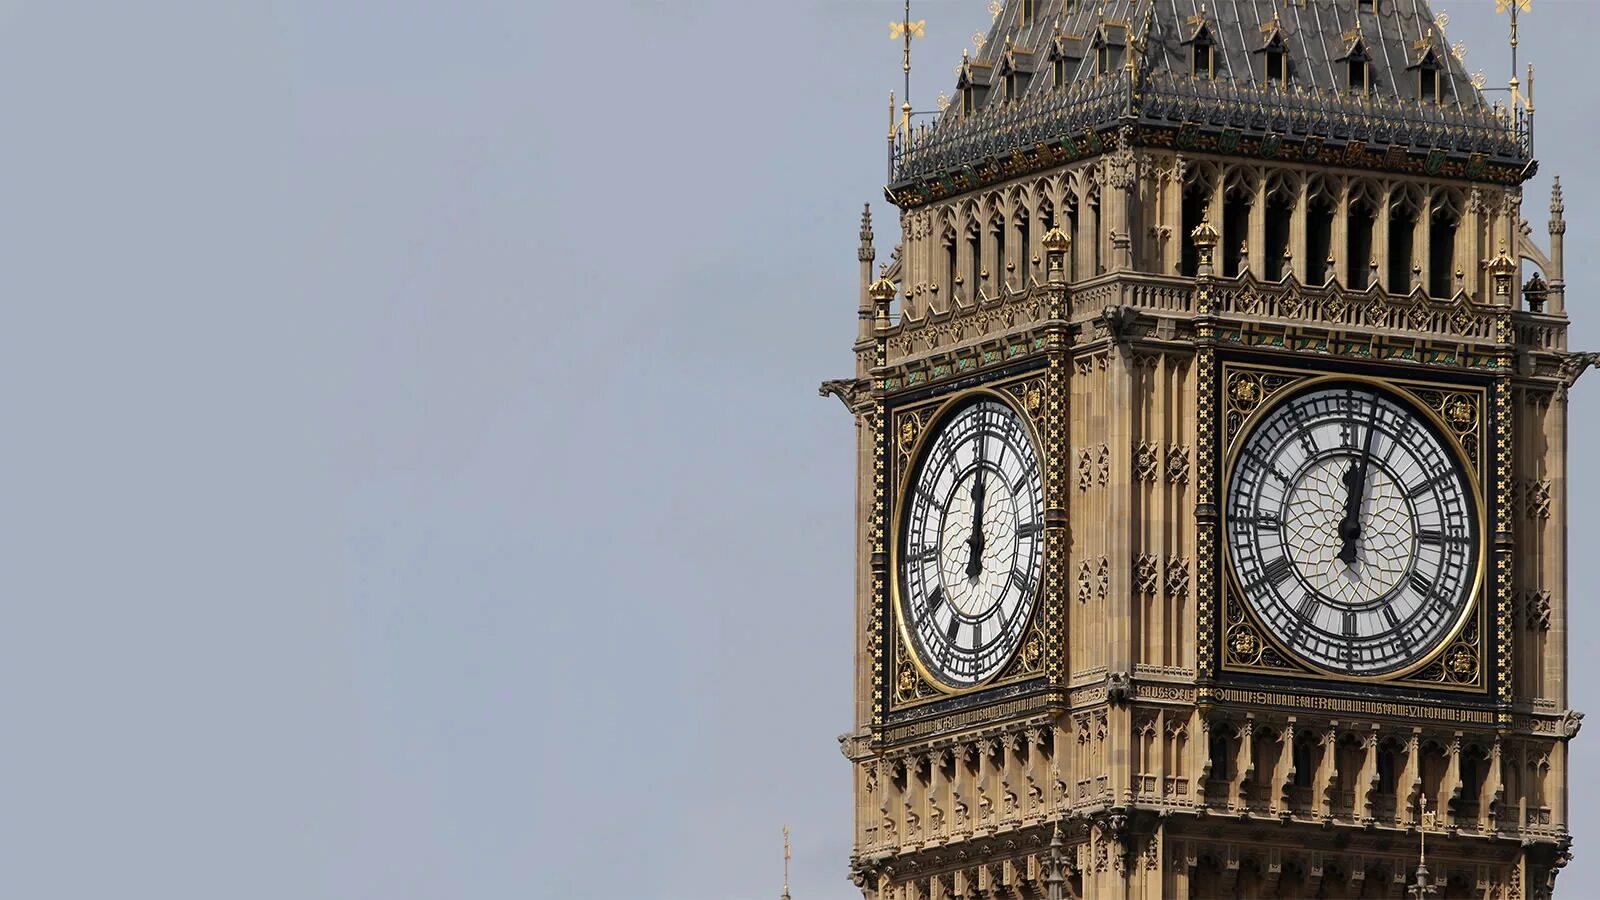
[1337,407,1378,565]
[966,465,986,579]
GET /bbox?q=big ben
[823,1,1589,897]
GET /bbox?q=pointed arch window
[1096,40,1110,76]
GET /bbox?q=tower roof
[890,0,1531,204]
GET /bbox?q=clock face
[899,397,1044,689]
[1225,383,1479,676]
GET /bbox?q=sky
[0,2,1594,898]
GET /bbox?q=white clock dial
[1226,383,1479,676]
[899,397,1044,688]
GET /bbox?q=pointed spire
[1045,821,1066,900]
[781,825,792,900]
[859,204,876,262]
[1551,176,1566,230]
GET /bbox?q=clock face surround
[897,395,1044,690]
[1225,380,1481,678]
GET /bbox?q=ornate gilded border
[1209,360,1497,695]
[883,374,1053,716]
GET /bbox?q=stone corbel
[1235,719,1256,812]
[1485,737,1505,834]
[1402,729,1423,828]
[1442,733,1464,830]
[1317,725,1339,821]
[1218,844,1242,895]
[1275,723,1296,818]
[1359,725,1380,824]
[1303,851,1325,895]
[1262,848,1284,894]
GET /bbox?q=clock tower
[824,1,1590,897]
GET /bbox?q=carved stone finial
[858,203,876,263]
[1488,243,1517,297]
[1525,272,1550,312]
[1043,220,1072,283]
[1191,216,1220,274]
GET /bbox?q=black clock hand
[967,440,987,579]
[1337,403,1379,565]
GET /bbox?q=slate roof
[892,0,1528,188]
[981,0,1481,107]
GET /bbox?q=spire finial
[859,203,877,263]
[1045,820,1066,900]
[781,825,792,900]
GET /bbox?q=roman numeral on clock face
[1409,571,1433,597]
[1408,471,1453,499]
[1263,556,1295,586]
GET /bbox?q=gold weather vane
[1497,0,1533,112]
[889,1,926,98]
[888,0,925,147]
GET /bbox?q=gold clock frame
[1216,363,1492,692]
[885,376,1052,708]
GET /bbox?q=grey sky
[0,2,1595,898]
